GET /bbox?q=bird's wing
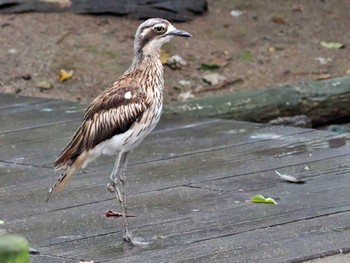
[54,85,150,169]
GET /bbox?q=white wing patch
[124,91,132,100]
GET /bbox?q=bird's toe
[107,182,116,193]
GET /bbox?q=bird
[46,18,191,245]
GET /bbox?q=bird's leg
[118,152,134,243]
[107,152,134,244]
[107,152,122,193]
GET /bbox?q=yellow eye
[154,26,165,34]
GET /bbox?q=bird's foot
[124,235,151,246]
[107,181,116,193]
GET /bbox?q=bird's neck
[131,48,161,69]
[128,49,164,83]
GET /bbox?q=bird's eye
[154,26,165,34]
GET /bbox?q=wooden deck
[1,94,350,263]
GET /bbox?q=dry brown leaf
[272,16,288,25]
[104,210,135,218]
[345,69,350,74]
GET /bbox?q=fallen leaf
[251,195,277,204]
[36,79,53,91]
[104,210,135,218]
[211,57,231,68]
[21,73,31,80]
[160,49,170,64]
[198,63,220,70]
[202,73,226,85]
[321,41,345,49]
[345,69,350,74]
[0,219,4,224]
[272,16,287,25]
[58,69,74,82]
[275,171,305,184]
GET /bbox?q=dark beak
[168,29,192,38]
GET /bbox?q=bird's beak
[168,29,192,38]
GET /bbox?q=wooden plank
[0,94,44,109]
[0,114,329,168]
[0,117,220,166]
[99,211,350,263]
[31,255,76,263]
[1,128,348,203]
[0,94,217,134]
[0,99,84,134]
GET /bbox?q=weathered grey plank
[0,116,221,164]
[30,254,77,263]
[0,99,84,134]
[0,115,329,168]
[0,126,338,205]
[0,94,43,108]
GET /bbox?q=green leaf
[251,194,277,204]
[321,41,345,49]
[198,63,220,70]
[0,219,4,224]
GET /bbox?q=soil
[0,0,349,105]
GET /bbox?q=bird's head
[134,18,191,56]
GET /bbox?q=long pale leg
[107,152,134,244]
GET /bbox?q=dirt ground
[0,0,349,105]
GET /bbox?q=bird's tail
[46,151,88,202]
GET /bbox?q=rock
[178,79,191,88]
[202,73,226,86]
[36,80,53,91]
[178,91,194,101]
[8,48,17,54]
[166,55,187,69]
[230,10,243,17]
[0,0,208,22]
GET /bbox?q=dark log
[165,76,350,127]
[0,0,208,21]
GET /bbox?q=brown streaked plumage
[47,18,191,245]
